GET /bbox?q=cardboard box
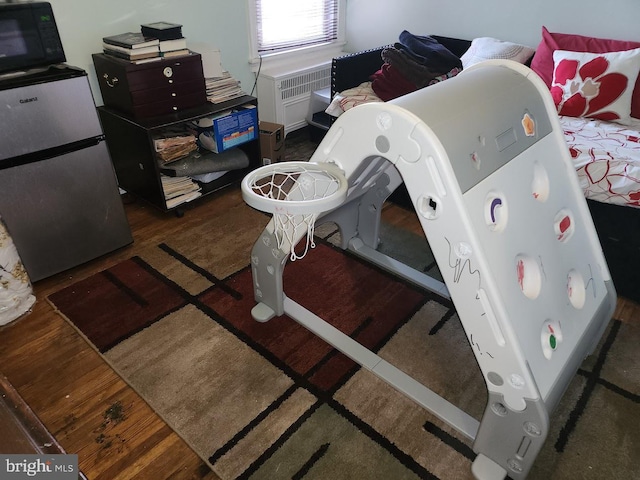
[193,104,258,153]
[259,121,285,164]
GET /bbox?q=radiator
[257,59,332,134]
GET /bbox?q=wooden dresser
[92,52,207,118]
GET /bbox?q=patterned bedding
[560,116,640,208]
[326,86,640,208]
[325,82,382,117]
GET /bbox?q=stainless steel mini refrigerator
[0,67,133,282]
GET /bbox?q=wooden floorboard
[1,182,638,480]
[0,372,66,455]
[0,190,238,480]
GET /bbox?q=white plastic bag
[0,218,35,326]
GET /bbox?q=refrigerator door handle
[0,136,105,171]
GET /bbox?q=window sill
[249,42,346,73]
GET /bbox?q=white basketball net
[273,212,318,261]
[244,162,346,261]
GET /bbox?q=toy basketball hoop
[241,161,348,260]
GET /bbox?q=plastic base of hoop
[252,302,276,323]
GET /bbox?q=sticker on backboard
[522,112,535,137]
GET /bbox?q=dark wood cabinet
[98,95,260,213]
[93,53,207,118]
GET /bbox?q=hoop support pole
[283,295,480,441]
[250,222,288,321]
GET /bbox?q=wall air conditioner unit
[257,58,333,135]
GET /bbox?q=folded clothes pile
[371,30,462,101]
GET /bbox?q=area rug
[48,202,640,479]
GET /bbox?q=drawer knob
[102,73,119,88]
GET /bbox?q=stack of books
[141,22,189,58]
[102,22,190,64]
[102,32,161,64]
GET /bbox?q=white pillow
[461,37,535,69]
[551,48,640,125]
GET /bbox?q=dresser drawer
[125,61,204,90]
[130,90,208,118]
[129,79,206,105]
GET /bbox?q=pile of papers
[161,176,202,209]
[193,46,246,104]
[154,133,198,163]
[205,70,246,104]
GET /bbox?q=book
[131,56,163,65]
[102,42,159,56]
[140,22,183,41]
[159,38,187,52]
[103,49,160,62]
[160,49,190,58]
[103,32,160,49]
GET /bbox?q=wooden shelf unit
[98,95,260,213]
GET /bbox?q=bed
[327,30,640,303]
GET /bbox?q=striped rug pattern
[48,202,640,479]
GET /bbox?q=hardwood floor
[0,192,238,480]
[1,179,638,480]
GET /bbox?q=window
[248,0,344,62]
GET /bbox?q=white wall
[345,0,640,53]
[43,0,640,105]
[48,0,254,105]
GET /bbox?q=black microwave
[0,2,65,75]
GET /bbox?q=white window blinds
[255,0,339,55]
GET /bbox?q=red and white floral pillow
[550,48,640,125]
